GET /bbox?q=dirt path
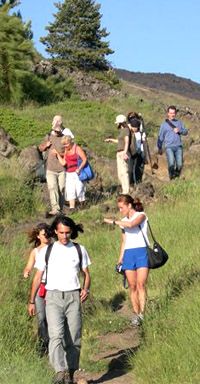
[75,304,140,384]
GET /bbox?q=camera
[115,263,124,274]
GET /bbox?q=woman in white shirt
[23,223,52,355]
[104,194,149,326]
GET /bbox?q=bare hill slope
[115,69,200,100]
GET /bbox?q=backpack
[129,131,137,157]
[44,242,83,285]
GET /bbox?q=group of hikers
[25,105,188,384]
[105,104,188,195]
[38,115,88,217]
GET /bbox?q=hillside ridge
[115,68,200,100]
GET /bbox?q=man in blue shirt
[157,105,188,180]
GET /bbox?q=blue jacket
[157,119,188,150]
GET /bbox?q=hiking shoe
[53,371,65,384]
[64,370,74,384]
[131,314,142,327]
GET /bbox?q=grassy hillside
[1,80,200,384]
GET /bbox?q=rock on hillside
[34,60,120,100]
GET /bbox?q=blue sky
[15,0,200,83]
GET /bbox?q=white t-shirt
[121,211,149,250]
[34,247,46,283]
[35,241,91,291]
[134,131,146,152]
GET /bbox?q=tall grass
[0,91,200,382]
[131,177,200,383]
[0,157,45,226]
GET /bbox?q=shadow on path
[88,345,139,384]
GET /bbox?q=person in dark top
[105,114,130,194]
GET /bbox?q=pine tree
[0,0,19,7]
[0,3,34,102]
[40,0,113,71]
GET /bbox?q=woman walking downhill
[127,112,148,185]
[105,114,130,194]
[52,135,87,212]
[23,222,52,355]
[104,194,149,326]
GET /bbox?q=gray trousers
[46,290,82,373]
[46,170,65,212]
[35,293,49,348]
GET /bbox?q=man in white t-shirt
[28,215,91,384]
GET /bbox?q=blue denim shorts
[122,247,148,270]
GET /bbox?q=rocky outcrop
[0,128,17,160]
[33,60,120,100]
[34,60,57,77]
[69,70,120,100]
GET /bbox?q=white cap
[115,114,126,124]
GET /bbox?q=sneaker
[131,314,141,327]
[53,371,65,384]
[138,313,144,322]
[65,370,75,384]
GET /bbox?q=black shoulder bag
[139,221,169,269]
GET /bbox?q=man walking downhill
[38,116,66,217]
[157,105,188,180]
[28,215,91,384]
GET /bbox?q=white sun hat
[115,114,126,124]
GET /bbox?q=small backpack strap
[165,119,176,129]
[44,243,54,285]
[72,242,83,270]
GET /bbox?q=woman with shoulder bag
[104,194,149,326]
[52,135,87,212]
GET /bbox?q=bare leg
[136,267,149,314]
[69,199,75,209]
[125,270,139,314]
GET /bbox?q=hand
[80,288,89,303]
[104,218,114,225]
[28,303,36,316]
[174,127,179,134]
[76,168,80,174]
[46,140,52,148]
[23,269,30,279]
[122,151,129,161]
[104,138,111,143]
[51,148,58,156]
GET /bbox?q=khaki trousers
[46,170,65,211]
[116,152,130,194]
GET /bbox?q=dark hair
[167,105,177,113]
[117,122,129,130]
[51,214,84,240]
[127,111,141,121]
[117,194,144,212]
[127,112,142,129]
[27,223,52,247]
